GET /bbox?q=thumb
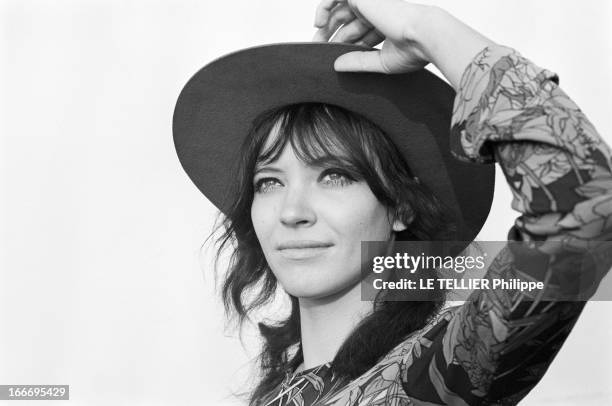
[334,50,387,73]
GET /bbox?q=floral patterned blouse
[259,45,612,406]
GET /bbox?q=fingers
[354,29,384,47]
[314,0,345,28]
[312,4,356,42]
[330,18,372,43]
[334,50,387,73]
[328,5,356,34]
[338,0,412,42]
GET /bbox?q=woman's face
[251,131,407,300]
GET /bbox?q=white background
[1,0,611,405]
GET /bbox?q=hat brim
[173,42,494,241]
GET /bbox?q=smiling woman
[214,102,450,405]
[248,103,449,300]
[172,0,612,405]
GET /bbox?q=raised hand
[313,0,432,73]
[312,0,496,89]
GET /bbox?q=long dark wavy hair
[213,103,455,405]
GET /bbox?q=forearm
[452,46,612,230]
[443,45,612,401]
[456,46,612,302]
[411,6,496,90]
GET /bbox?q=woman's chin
[280,277,362,302]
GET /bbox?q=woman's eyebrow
[253,165,283,175]
[318,157,344,166]
[309,156,354,169]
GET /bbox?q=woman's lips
[277,240,333,260]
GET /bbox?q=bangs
[255,103,379,181]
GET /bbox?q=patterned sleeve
[400,46,612,405]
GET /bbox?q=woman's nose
[279,185,316,227]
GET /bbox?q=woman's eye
[254,177,282,193]
[320,171,355,187]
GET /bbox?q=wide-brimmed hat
[173,42,494,241]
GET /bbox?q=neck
[298,280,373,370]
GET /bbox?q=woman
[173,0,612,404]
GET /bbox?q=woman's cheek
[251,203,270,243]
